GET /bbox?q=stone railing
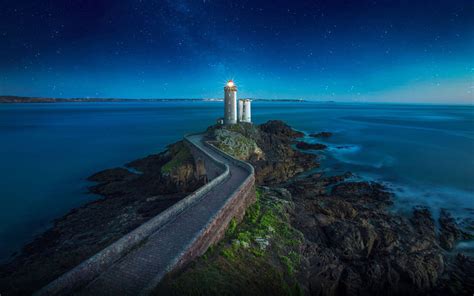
[35,134,231,296]
[140,138,256,294]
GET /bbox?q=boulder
[438,209,462,250]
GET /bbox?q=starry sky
[0,0,473,103]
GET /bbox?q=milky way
[0,0,472,102]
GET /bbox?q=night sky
[1,0,473,103]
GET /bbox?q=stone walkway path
[75,134,250,295]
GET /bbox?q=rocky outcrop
[286,173,472,296]
[213,128,264,161]
[159,165,473,296]
[0,141,204,295]
[259,120,304,139]
[438,209,464,251]
[296,141,328,150]
[309,131,333,138]
[204,121,473,295]
[332,181,393,205]
[1,120,472,296]
[210,120,318,185]
[86,142,201,197]
[435,253,474,295]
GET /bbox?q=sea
[0,101,473,261]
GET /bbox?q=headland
[0,120,472,295]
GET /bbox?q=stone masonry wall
[141,139,256,293]
[175,177,255,271]
[36,134,255,296]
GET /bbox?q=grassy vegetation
[161,143,193,174]
[155,188,304,296]
[224,122,259,138]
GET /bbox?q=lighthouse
[238,99,244,122]
[224,80,238,125]
[240,99,251,123]
[220,80,251,125]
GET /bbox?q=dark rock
[208,120,319,185]
[391,251,444,292]
[2,120,472,296]
[411,207,436,240]
[285,173,461,295]
[323,220,377,259]
[247,120,319,185]
[438,209,462,250]
[309,131,333,138]
[302,243,344,296]
[258,120,304,140]
[286,172,352,199]
[88,167,135,182]
[295,141,327,150]
[331,181,393,205]
[0,140,203,295]
[435,253,474,295]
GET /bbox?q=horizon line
[0,95,472,106]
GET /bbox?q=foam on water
[327,144,396,169]
[388,182,474,217]
[327,144,361,154]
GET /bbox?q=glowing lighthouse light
[224,80,237,125]
[221,79,252,125]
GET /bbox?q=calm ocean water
[1,101,473,260]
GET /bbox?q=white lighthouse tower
[224,80,237,125]
[238,99,252,123]
[238,99,244,122]
[241,99,251,123]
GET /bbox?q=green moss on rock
[155,187,303,296]
[213,127,264,161]
[161,142,193,174]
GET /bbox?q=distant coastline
[0,96,308,103]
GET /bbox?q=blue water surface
[0,101,473,260]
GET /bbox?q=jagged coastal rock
[163,121,474,296]
[0,141,204,295]
[0,120,472,295]
[208,120,318,184]
[287,174,460,295]
[309,131,333,138]
[295,141,328,150]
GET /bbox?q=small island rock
[295,141,327,150]
[309,131,333,138]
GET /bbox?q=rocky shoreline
[163,120,474,295]
[0,120,473,295]
[0,141,205,295]
[285,174,473,295]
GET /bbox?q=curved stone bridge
[36,134,255,296]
